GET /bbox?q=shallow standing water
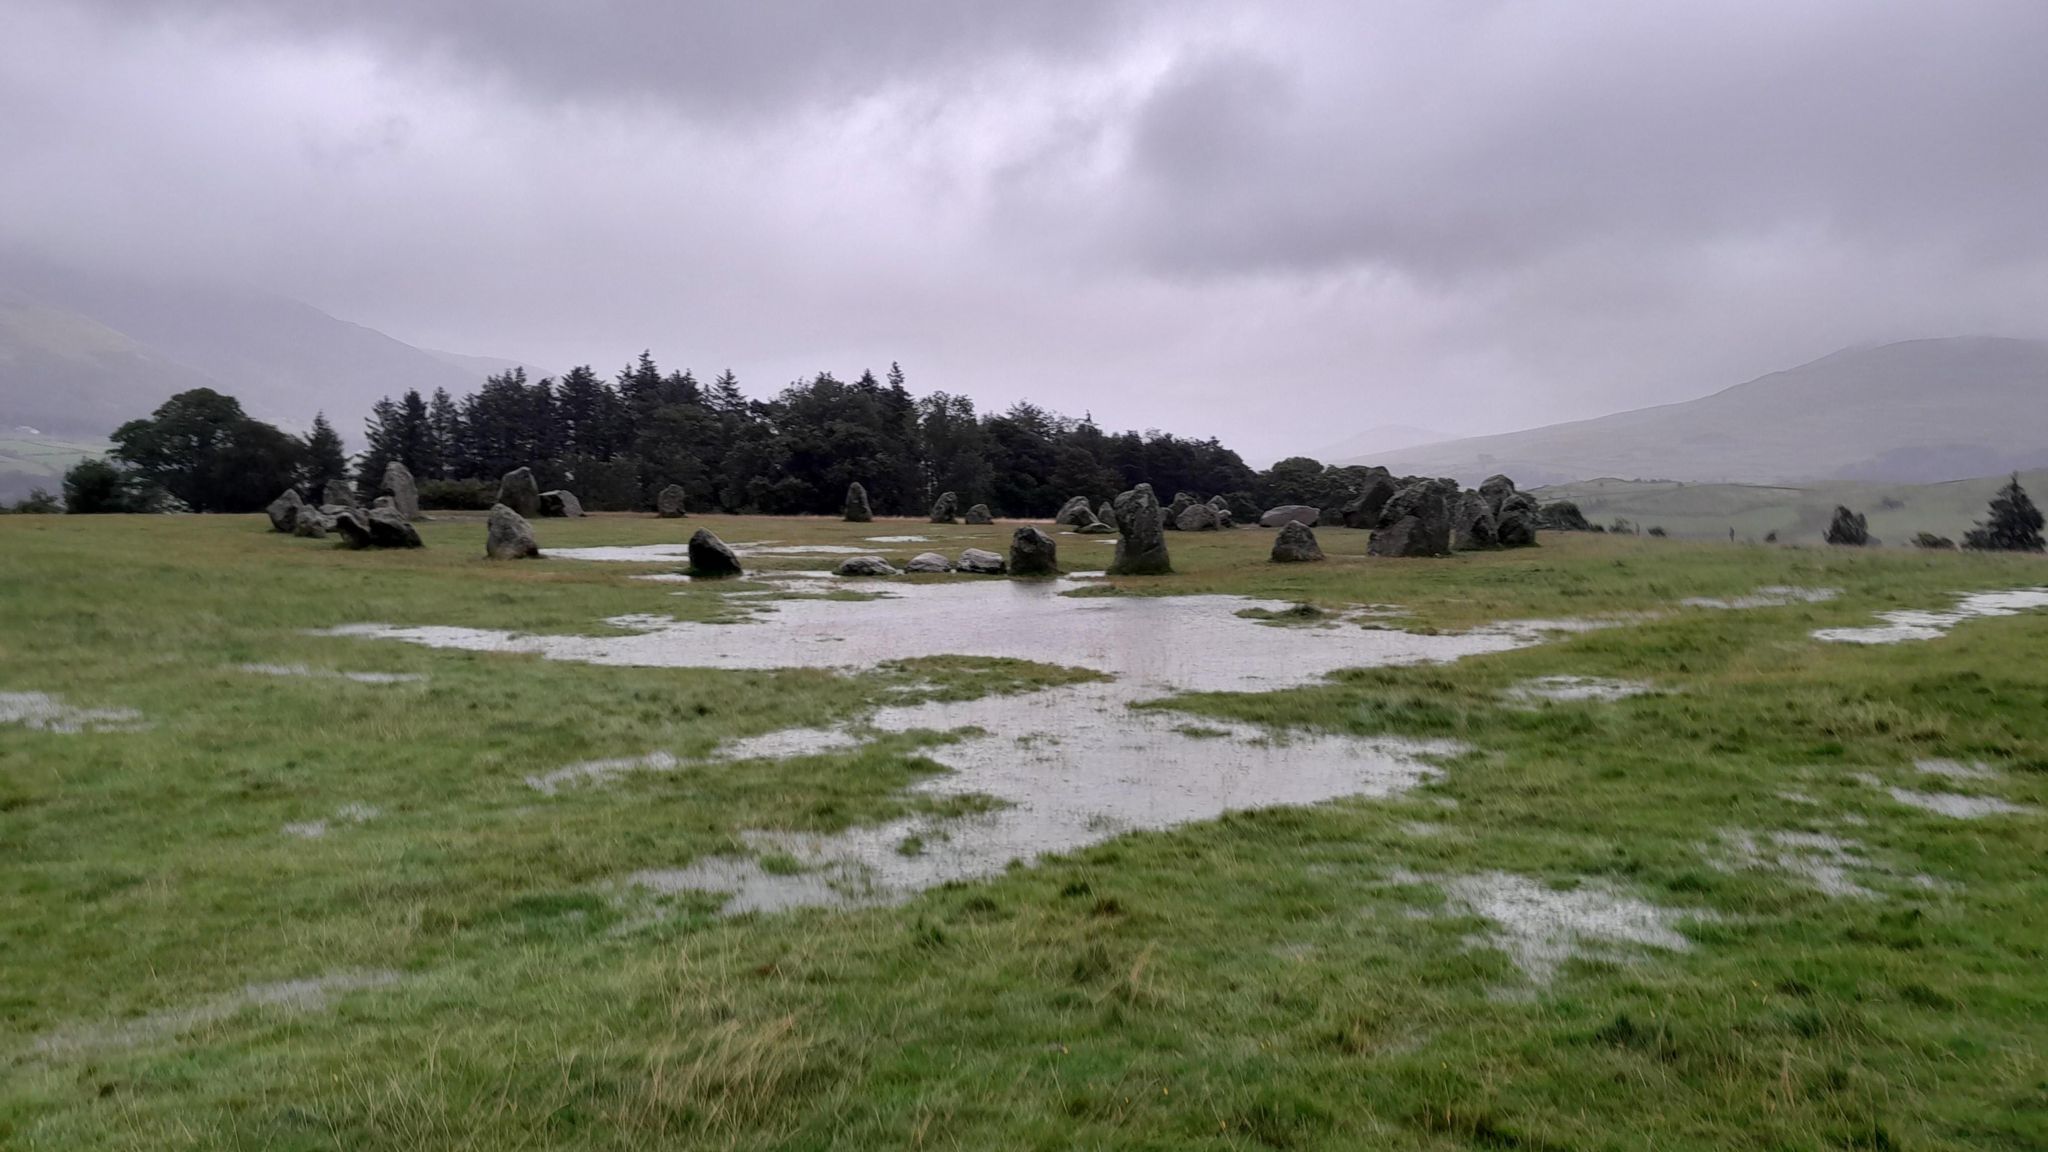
[325,578,1593,912]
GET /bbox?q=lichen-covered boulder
[1495,492,1541,549]
[322,479,358,509]
[965,503,994,525]
[956,548,1007,575]
[929,491,959,524]
[1451,490,1498,551]
[843,482,872,522]
[1163,491,1199,529]
[266,488,304,533]
[292,508,331,538]
[1175,502,1222,531]
[1055,496,1095,527]
[380,461,419,521]
[538,490,585,518]
[1270,521,1325,563]
[329,506,370,547]
[686,528,743,578]
[1339,471,1398,528]
[905,552,952,573]
[1538,500,1592,532]
[367,507,422,548]
[485,503,541,559]
[1479,474,1519,516]
[657,485,688,518]
[1259,505,1318,529]
[1108,484,1172,575]
[835,555,900,577]
[1367,481,1452,557]
[497,467,541,517]
[1009,526,1059,576]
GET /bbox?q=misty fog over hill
[1354,338,2048,486]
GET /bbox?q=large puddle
[324,580,1584,912]
[1813,588,2048,644]
[0,691,146,734]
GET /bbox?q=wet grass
[2,511,2046,1148]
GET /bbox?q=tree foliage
[1963,474,2046,552]
[62,458,162,514]
[110,389,306,513]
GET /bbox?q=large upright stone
[266,488,304,533]
[322,479,358,509]
[1339,471,1398,528]
[1367,480,1453,557]
[1479,474,1519,516]
[1270,521,1325,563]
[657,485,688,518]
[965,503,994,525]
[1176,502,1222,531]
[843,482,872,522]
[1494,492,1541,548]
[539,490,584,518]
[485,504,541,559]
[497,467,541,517]
[1096,501,1116,525]
[1825,505,1870,546]
[1108,483,1173,575]
[929,491,959,524]
[1009,526,1059,576]
[1055,496,1095,526]
[379,461,419,521]
[1451,490,1498,551]
[687,528,743,577]
[1259,505,1319,529]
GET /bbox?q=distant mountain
[1348,338,2048,486]
[1305,423,1451,464]
[0,257,512,440]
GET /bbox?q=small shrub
[1912,532,1955,550]
[1646,525,1667,538]
[7,488,61,514]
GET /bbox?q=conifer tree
[1963,474,2046,552]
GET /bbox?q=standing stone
[1494,492,1541,548]
[1270,521,1325,563]
[1479,474,1519,516]
[539,490,585,518]
[372,496,398,514]
[1108,484,1173,575]
[1164,491,1199,529]
[1259,505,1319,529]
[379,461,419,521]
[956,548,1007,575]
[929,491,959,524]
[366,507,423,548]
[1009,526,1059,576]
[497,467,541,517]
[1825,505,1871,546]
[687,528,743,577]
[485,503,541,559]
[657,484,688,519]
[835,555,900,577]
[1367,481,1453,557]
[1451,491,1499,551]
[1055,496,1095,526]
[905,551,952,573]
[322,479,358,509]
[844,482,872,523]
[1340,471,1398,528]
[965,503,994,525]
[1176,502,1223,531]
[1208,495,1229,511]
[266,488,304,533]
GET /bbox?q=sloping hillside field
[4,514,2046,1149]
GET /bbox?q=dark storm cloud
[7,0,2048,462]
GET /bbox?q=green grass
[1536,470,2048,544]
[3,512,2047,1149]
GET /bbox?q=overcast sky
[5,1,2047,462]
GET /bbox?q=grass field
[1534,469,2048,545]
[4,512,2047,1149]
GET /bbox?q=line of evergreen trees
[347,354,1259,518]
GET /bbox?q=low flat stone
[905,552,952,573]
[836,555,901,577]
[956,548,1007,575]
[1259,505,1318,529]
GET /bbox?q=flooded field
[1813,587,2048,643]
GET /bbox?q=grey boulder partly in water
[657,484,688,518]
[686,528,743,578]
[497,467,541,517]
[1107,483,1172,575]
[956,548,1007,575]
[1258,504,1318,529]
[485,504,541,559]
[1008,526,1059,576]
[1270,520,1325,563]
[835,555,900,577]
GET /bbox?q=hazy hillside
[1356,338,2048,486]
[0,258,507,440]
[1534,469,2048,545]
